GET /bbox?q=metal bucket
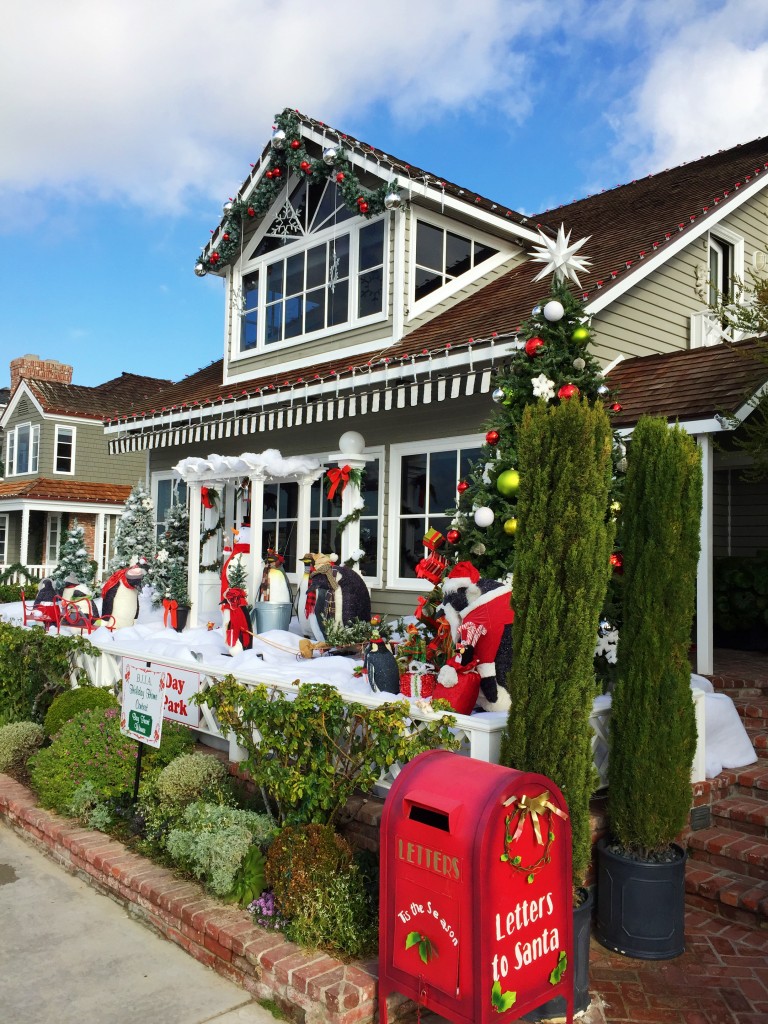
[251,602,292,634]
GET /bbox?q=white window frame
[231,184,389,362]
[46,513,62,565]
[5,422,39,476]
[152,472,188,541]
[53,425,76,475]
[708,226,744,305]
[387,433,485,591]
[0,513,8,563]
[408,209,514,320]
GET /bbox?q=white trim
[0,498,128,516]
[585,169,768,317]
[45,512,62,564]
[696,434,714,675]
[0,382,44,428]
[0,512,8,563]
[53,424,76,475]
[387,432,485,591]
[5,421,39,476]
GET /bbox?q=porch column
[95,511,106,580]
[696,433,714,675]
[19,505,30,567]
[187,481,202,628]
[337,454,369,567]
[295,469,325,571]
[247,471,266,605]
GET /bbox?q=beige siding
[713,468,768,557]
[5,394,37,430]
[40,421,146,486]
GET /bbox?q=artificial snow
[690,674,758,778]
[174,449,322,481]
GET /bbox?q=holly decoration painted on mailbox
[405,931,437,965]
[548,950,568,985]
[500,791,568,883]
[491,980,517,1014]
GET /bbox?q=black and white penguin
[362,635,401,694]
[101,564,147,629]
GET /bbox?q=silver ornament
[598,619,611,635]
[271,129,286,149]
[492,387,505,403]
[572,357,586,371]
[532,305,542,316]
[194,263,207,277]
[222,201,233,215]
[384,191,402,211]
[597,384,610,397]
[323,146,339,165]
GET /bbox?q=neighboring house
[0,355,172,581]
[102,110,768,671]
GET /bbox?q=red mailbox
[379,749,573,1024]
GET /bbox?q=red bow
[201,486,213,509]
[326,465,351,501]
[162,598,178,629]
[222,587,248,609]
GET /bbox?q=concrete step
[685,861,768,926]
[711,794,768,838]
[687,826,768,881]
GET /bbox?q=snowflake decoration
[595,628,619,665]
[141,498,153,509]
[530,224,591,288]
[156,549,169,563]
[531,373,556,401]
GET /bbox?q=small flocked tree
[501,398,615,886]
[448,278,621,580]
[148,501,189,605]
[51,520,96,590]
[110,483,156,572]
[607,417,702,857]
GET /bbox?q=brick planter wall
[0,775,391,1024]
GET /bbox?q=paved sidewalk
[0,823,277,1024]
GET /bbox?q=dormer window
[6,422,39,476]
[237,177,387,356]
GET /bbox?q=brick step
[708,676,768,695]
[720,763,768,799]
[744,722,768,760]
[730,694,768,722]
[685,861,768,926]
[719,686,768,699]
[687,826,768,881]
[712,794,768,837]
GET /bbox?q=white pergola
[174,436,371,627]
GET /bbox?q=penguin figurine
[257,548,293,605]
[295,553,314,637]
[362,632,401,694]
[305,553,372,642]
[33,577,58,609]
[101,563,147,629]
[60,574,98,622]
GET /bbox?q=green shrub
[0,622,98,726]
[285,865,378,959]
[265,824,352,919]
[165,802,275,896]
[0,721,45,778]
[152,722,196,767]
[196,678,459,825]
[154,753,229,807]
[608,417,701,856]
[714,551,768,633]
[69,781,114,831]
[0,584,24,604]
[29,708,138,812]
[44,686,118,738]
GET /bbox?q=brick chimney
[10,354,74,393]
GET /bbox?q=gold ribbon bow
[504,791,568,845]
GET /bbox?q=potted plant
[502,397,615,1016]
[595,416,702,960]
[166,561,191,632]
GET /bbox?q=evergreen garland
[501,398,615,886]
[197,109,401,274]
[607,417,701,857]
[448,279,622,582]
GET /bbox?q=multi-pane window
[709,236,733,306]
[6,423,39,476]
[414,221,498,302]
[238,177,386,353]
[0,514,7,563]
[395,442,482,579]
[54,426,75,473]
[46,514,61,564]
[154,476,188,541]
[309,458,381,578]
[262,482,299,569]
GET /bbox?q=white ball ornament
[474,506,495,528]
[338,430,366,454]
[543,300,565,322]
[572,357,586,371]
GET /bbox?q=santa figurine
[220,524,250,600]
[432,640,482,714]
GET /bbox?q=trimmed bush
[265,824,352,919]
[285,865,378,959]
[154,753,229,806]
[44,686,119,738]
[608,417,702,856]
[501,397,615,886]
[0,721,45,778]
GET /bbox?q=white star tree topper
[530,224,592,288]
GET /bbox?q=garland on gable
[196,110,403,275]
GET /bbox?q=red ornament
[336,172,345,183]
[610,402,623,412]
[557,383,580,401]
[457,481,469,494]
[290,139,301,149]
[359,201,369,213]
[222,232,230,241]
[524,336,545,357]
[272,167,282,178]
[446,529,461,545]
[209,252,220,264]
[610,552,624,574]
[247,207,255,217]
[485,430,500,446]
[300,160,311,173]
[266,170,274,179]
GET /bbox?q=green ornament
[572,325,590,344]
[496,469,520,496]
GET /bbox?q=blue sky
[2,0,767,388]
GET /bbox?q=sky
[1,0,768,388]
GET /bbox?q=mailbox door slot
[403,788,463,833]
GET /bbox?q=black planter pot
[523,886,593,1021]
[595,839,687,960]
[173,606,190,633]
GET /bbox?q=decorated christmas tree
[109,483,156,572]
[447,230,622,580]
[148,500,190,605]
[51,520,96,589]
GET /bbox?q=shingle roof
[26,372,173,419]
[0,478,132,504]
[606,339,768,427]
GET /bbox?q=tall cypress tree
[501,397,615,886]
[607,418,701,856]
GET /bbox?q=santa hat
[442,561,481,596]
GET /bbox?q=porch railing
[0,564,52,583]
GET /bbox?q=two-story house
[102,110,768,672]
[0,354,172,581]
